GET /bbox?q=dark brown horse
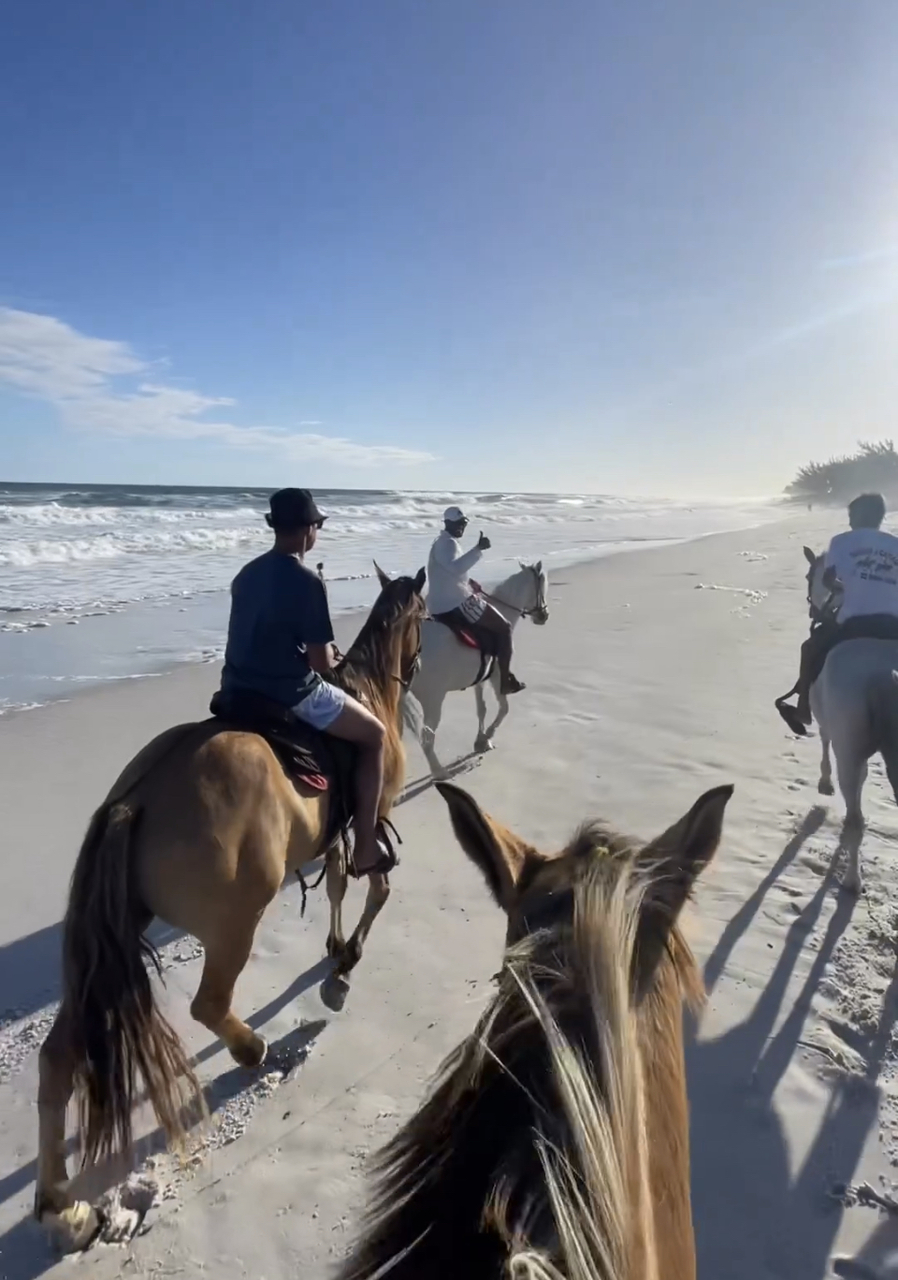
[339,780,733,1280]
[35,565,426,1250]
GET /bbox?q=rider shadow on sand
[688,816,892,1279]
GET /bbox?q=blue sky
[1,0,897,497]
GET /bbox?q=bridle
[482,565,549,623]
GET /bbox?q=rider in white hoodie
[427,506,525,695]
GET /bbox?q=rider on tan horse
[427,505,525,695]
[220,488,397,875]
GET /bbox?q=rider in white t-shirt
[824,520,898,621]
[781,493,898,732]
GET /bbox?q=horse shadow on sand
[689,809,898,1279]
[0,888,344,1280]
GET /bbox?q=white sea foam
[0,482,786,711]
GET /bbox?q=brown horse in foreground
[339,779,733,1280]
[35,565,426,1249]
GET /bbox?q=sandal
[350,818,402,878]
[775,699,809,737]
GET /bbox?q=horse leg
[191,912,268,1068]
[474,682,492,753]
[336,872,391,976]
[810,681,834,795]
[480,668,510,746]
[325,842,347,961]
[818,732,834,796]
[418,692,447,777]
[833,743,867,894]
[34,1005,100,1247]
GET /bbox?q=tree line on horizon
[786,440,898,504]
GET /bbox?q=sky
[1,0,897,498]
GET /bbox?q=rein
[480,567,547,620]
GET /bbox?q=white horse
[403,561,549,777]
[804,546,898,893]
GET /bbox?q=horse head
[803,545,840,621]
[365,562,428,687]
[513,559,550,625]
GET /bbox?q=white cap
[444,505,466,523]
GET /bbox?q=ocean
[0,482,784,714]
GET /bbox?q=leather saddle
[208,687,355,853]
[433,613,497,685]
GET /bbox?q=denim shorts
[293,679,347,730]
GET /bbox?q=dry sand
[2,514,898,1279]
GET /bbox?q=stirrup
[349,818,402,878]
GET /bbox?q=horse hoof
[841,872,862,896]
[817,779,835,796]
[474,737,494,754]
[39,1199,102,1253]
[231,1032,268,1069]
[336,938,363,976]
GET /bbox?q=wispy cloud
[0,308,435,467]
[820,245,898,271]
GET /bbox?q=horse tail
[63,800,202,1166]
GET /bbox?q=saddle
[208,687,355,855]
[433,611,497,685]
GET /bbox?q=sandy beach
[2,512,898,1280]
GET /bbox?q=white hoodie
[426,530,483,614]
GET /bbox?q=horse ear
[534,560,543,573]
[373,560,391,588]
[803,546,817,566]
[413,566,426,593]
[436,781,536,912]
[634,784,733,992]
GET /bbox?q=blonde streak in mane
[511,861,656,1280]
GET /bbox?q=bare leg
[326,697,386,873]
[191,917,267,1068]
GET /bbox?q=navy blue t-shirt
[221,551,335,707]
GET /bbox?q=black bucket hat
[265,488,327,531]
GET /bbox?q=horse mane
[334,577,423,710]
[330,576,425,810]
[338,825,701,1280]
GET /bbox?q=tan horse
[35,565,427,1249]
[339,780,733,1280]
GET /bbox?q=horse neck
[340,889,662,1280]
[490,570,531,626]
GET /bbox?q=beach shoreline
[2,508,897,1279]
[0,503,796,720]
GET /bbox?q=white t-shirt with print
[826,527,898,621]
